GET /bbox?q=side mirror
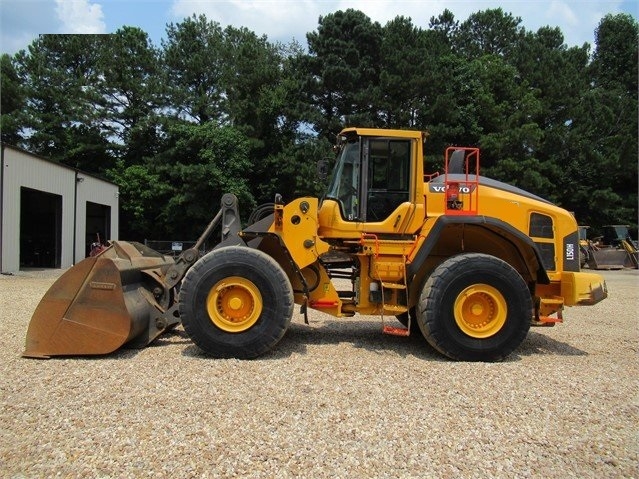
[317,159,329,180]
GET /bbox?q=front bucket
[23,241,176,358]
[587,247,629,270]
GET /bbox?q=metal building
[1,144,119,273]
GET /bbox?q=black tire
[179,246,294,359]
[417,253,532,361]
[396,308,420,333]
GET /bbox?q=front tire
[417,253,533,361]
[179,246,294,359]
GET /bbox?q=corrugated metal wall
[76,173,120,258]
[1,145,119,273]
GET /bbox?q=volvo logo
[429,184,477,193]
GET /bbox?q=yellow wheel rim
[206,276,262,333]
[454,284,507,338]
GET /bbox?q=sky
[1,0,637,55]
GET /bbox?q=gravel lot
[1,267,637,478]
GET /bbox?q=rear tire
[396,308,420,333]
[179,246,294,359]
[417,253,532,361]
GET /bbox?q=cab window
[366,140,410,221]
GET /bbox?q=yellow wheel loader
[23,128,608,361]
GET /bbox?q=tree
[107,123,255,241]
[555,88,636,229]
[504,26,591,205]
[378,16,428,128]
[274,40,316,137]
[418,11,476,157]
[154,123,255,239]
[461,55,550,195]
[256,134,332,204]
[560,14,639,231]
[591,13,638,93]
[96,27,163,165]
[512,27,589,131]
[0,54,24,144]
[106,161,171,240]
[304,9,383,137]
[454,8,524,59]
[12,35,113,171]
[162,15,227,124]
[428,8,458,41]
[221,26,282,136]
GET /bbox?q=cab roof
[339,127,426,140]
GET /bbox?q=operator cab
[318,128,427,238]
[325,130,411,222]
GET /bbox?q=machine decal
[429,184,477,194]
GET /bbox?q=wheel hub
[228,297,243,311]
[206,276,262,333]
[454,284,507,338]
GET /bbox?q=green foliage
[107,122,254,240]
[157,122,255,216]
[221,26,282,133]
[565,14,639,229]
[305,9,383,137]
[11,35,113,170]
[96,27,163,164]
[592,13,638,93]
[162,15,226,124]
[0,53,24,144]
[256,135,333,204]
[378,16,428,128]
[454,8,524,59]
[106,161,170,239]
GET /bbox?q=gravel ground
[1,267,637,478]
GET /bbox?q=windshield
[325,141,360,220]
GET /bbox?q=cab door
[361,138,413,232]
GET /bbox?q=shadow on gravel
[272,321,445,361]
[36,329,197,361]
[271,324,587,362]
[29,348,144,361]
[39,320,586,362]
[516,331,587,358]
[180,319,444,361]
[178,320,588,362]
[149,328,193,347]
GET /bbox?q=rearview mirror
[317,159,329,180]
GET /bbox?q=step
[382,304,408,314]
[540,296,563,305]
[382,325,410,337]
[538,313,563,324]
[539,297,564,310]
[534,308,563,327]
[381,282,406,290]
